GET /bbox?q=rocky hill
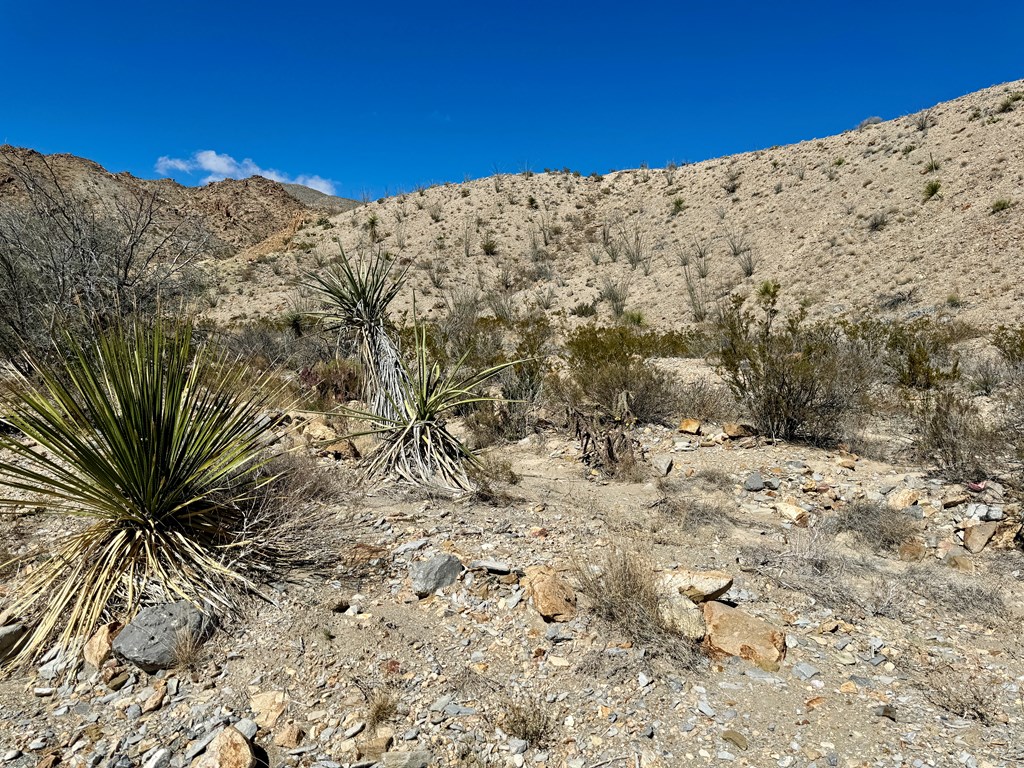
[0,145,358,258]
[211,79,1024,328]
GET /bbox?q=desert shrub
[992,325,1024,367]
[913,389,996,482]
[714,284,865,443]
[923,180,942,201]
[0,148,207,369]
[481,236,498,256]
[570,300,597,318]
[561,325,704,426]
[826,500,916,553]
[867,211,888,232]
[991,198,1013,214]
[966,355,1006,395]
[857,116,883,131]
[598,277,630,319]
[0,320,286,670]
[674,376,734,422]
[885,320,960,389]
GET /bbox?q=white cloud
[155,150,337,195]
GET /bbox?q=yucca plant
[305,244,409,422]
[344,324,522,493]
[0,320,282,670]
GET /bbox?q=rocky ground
[2,415,1022,768]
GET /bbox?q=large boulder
[702,602,787,671]
[410,555,463,598]
[112,602,211,672]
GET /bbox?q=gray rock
[410,555,463,597]
[234,718,258,740]
[112,602,212,672]
[651,454,673,477]
[792,662,820,680]
[141,749,171,768]
[381,752,432,768]
[468,559,511,575]
[0,624,26,661]
[744,472,765,492]
[508,739,528,755]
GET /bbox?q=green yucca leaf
[0,319,285,672]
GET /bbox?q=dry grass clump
[742,529,856,609]
[366,688,398,729]
[905,564,1005,623]
[826,499,917,553]
[502,696,553,747]
[573,544,703,666]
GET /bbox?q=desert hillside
[211,79,1024,329]
[2,80,1024,768]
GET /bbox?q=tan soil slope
[214,79,1024,328]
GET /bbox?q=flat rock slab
[660,568,733,603]
[411,554,463,597]
[702,602,787,672]
[112,602,211,672]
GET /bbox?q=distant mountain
[0,145,359,257]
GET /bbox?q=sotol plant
[343,323,521,493]
[305,244,409,422]
[0,321,282,670]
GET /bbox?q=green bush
[885,319,960,389]
[714,284,864,443]
[993,324,1024,367]
[562,325,693,426]
[991,198,1013,214]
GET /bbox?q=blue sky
[2,1,1022,199]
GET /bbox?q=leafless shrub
[0,147,207,367]
[913,389,1000,482]
[675,377,734,422]
[825,499,917,554]
[905,564,1005,623]
[917,664,1001,724]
